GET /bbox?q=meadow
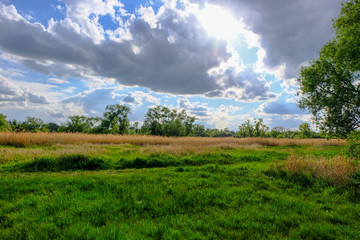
[0,133,359,239]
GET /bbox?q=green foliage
[66,115,90,133]
[101,104,130,134]
[142,106,196,136]
[21,116,48,132]
[270,126,287,138]
[346,131,360,160]
[129,121,140,135]
[47,122,59,132]
[298,0,360,138]
[193,124,206,137]
[298,123,313,139]
[0,114,10,132]
[237,119,269,137]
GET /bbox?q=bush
[346,131,360,160]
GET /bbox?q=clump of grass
[271,155,360,185]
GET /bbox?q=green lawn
[1,143,359,239]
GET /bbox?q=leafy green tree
[66,115,90,133]
[270,126,286,138]
[0,114,10,132]
[101,104,130,134]
[86,117,102,133]
[142,106,164,136]
[193,124,206,137]
[142,106,196,136]
[22,117,47,132]
[162,118,186,136]
[237,120,253,137]
[47,122,60,132]
[254,119,269,137]
[129,122,140,135]
[8,119,23,132]
[298,123,312,139]
[297,0,360,138]
[237,119,268,137]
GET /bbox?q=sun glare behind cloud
[196,5,239,41]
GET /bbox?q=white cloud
[0,3,23,21]
[0,2,275,102]
[190,0,340,81]
[48,78,70,84]
[62,87,76,93]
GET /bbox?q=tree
[142,106,196,136]
[66,115,90,133]
[236,119,269,137]
[0,114,10,132]
[8,119,23,132]
[297,0,360,138]
[129,122,140,135]
[237,120,253,137]
[253,119,269,137]
[101,104,130,134]
[270,126,286,138]
[22,117,47,132]
[142,106,164,136]
[193,124,206,137]
[47,122,60,132]
[298,123,312,139]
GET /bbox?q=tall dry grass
[0,132,346,148]
[273,155,360,185]
[0,144,110,164]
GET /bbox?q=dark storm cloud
[191,0,341,78]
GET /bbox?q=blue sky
[0,0,341,130]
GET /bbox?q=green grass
[1,143,359,239]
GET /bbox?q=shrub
[346,131,360,160]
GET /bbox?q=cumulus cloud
[0,1,275,101]
[176,96,247,129]
[190,0,341,80]
[0,75,53,106]
[0,75,22,96]
[26,92,51,104]
[177,96,210,117]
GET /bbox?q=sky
[0,0,342,130]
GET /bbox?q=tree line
[0,104,320,139]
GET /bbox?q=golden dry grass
[0,144,110,164]
[273,155,360,185]
[0,132,346,148]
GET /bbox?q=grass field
[0,133,359,239]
